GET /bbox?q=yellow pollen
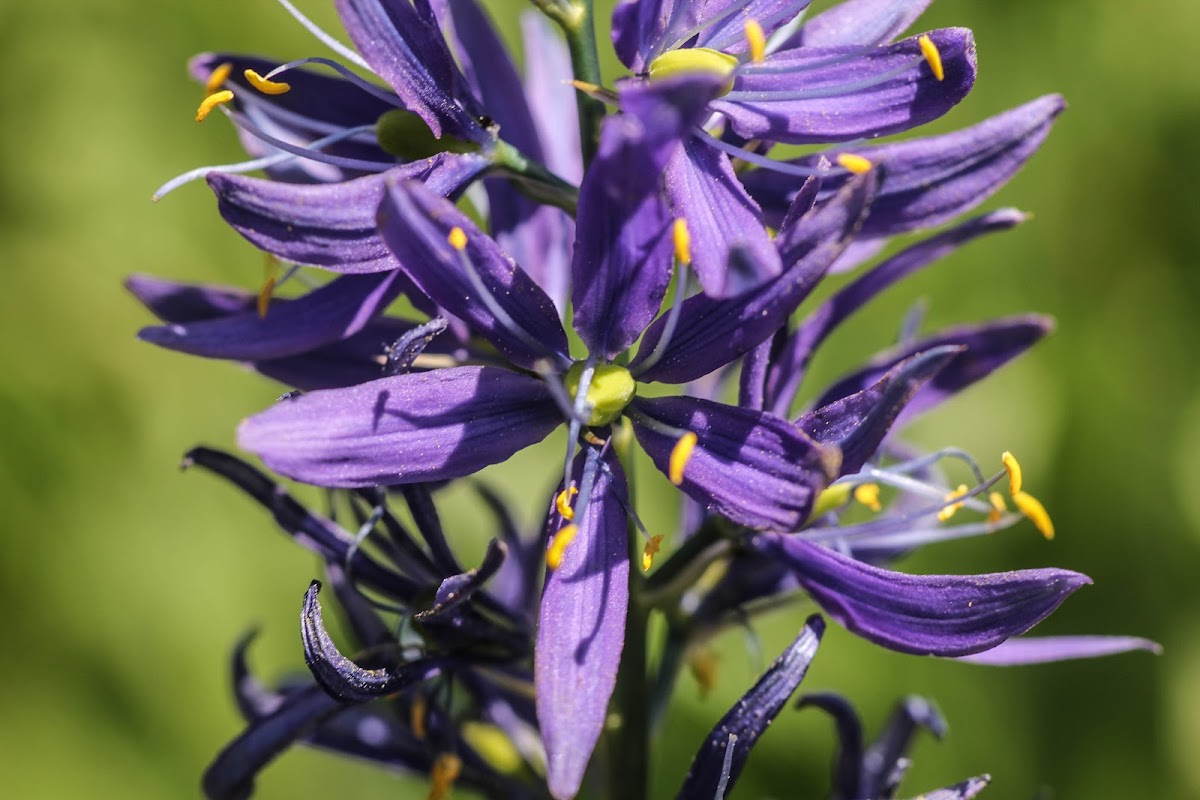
[918,34,945,81]
[447,226,468,251]
[937,484,969,522]
[988,491,1008,524]
[555,487,578,521]
[688,646,720,699]
[258,255,279,318]
[1001,451,1023,495]
[410,693,428,740]
[427,753,463,800]
[546,525,578,569]
[835,153,873,174]
[584,431,608,446]
[673,218,692,266]
[244,68,292,95]
[744,19,767,64]
[195,90,234,122]
[1013,490,1055,540]
[669,431,698,486]
[853,482,882,512]
[205,62,233,96]
[642,535,664,572]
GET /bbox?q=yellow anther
[688,646,720,700]
[988,491,1008,524]
[584,431,608,446]
[642,534,664,572]
[918,34,945,81]
[810,482,851,518]
[258,254,279,318]
[1013,490,1055,540]
[835,153,873,174]
[461,722,524,775]
[195,90,234,122]
[669,431,698,486]
[244,68,292,95]
[410,693,428,740]
[546,525,578,570]
[937,484,969,522]
[427,753,463,800]
[673,218,692,266]
[1001,451,1023,495]
[447,226,468,251]
[853,482,882,512]
[205,62,233,96]
[744,19,767,64]
[555,486,578,521]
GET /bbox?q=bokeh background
[2,0,1199,796]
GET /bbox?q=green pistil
[564,363,636,426]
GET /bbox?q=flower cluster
[138,0,1158,798]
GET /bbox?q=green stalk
[490,141,579,214]
[536,0,606,165]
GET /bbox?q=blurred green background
[2,0,1198,796]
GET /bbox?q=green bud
[375,109,479,161]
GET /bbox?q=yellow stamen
[258,255,279,318]
[810,482,851,519]
[1001,451,1023,495]
[852,482,882,512]
[447,226,468,251]
[744,19,767,64]
[244,68,291,95]
[205,62,233,96]
[555,487,578,521]
[195,90,234,122]
[835,153,873,174]
[642,534,664,572]
[546,525,578,569]
[669,431,698,486]
[937,483,969,522]
[584,431,608,446]
[988,491,1008,524]
[410,693,428,740]
[427,753,463,800]
[1013,490,1055,540]
[918,34,945,81]
[688,646,719,700]
[673,218,692,266]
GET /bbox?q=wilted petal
[677,616,825,799]
[786,0,932,48]
[715,29,975,144]
[378,179,571,370]
[414,539,507,622]
[862,695,947,797]
[210,155,489,274]
[237,366,562,488]
[795,693,865,798]
[537,447,630,800]
[632,173,876,384]
[629,396,838,531]
[751,533,1092,656]
[916,775,992,799]
[955,635,1162,666]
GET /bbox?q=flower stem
[537,0,606,165]
[612,583,650,800]
[490,141,579,214]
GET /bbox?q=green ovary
[564,363,637,427]
[647,48,739,95]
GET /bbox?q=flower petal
[414,539,507,623]
[521,12,583,183]
[209,154,489,274]
[794,693,865,798]
[629,396,839,531]
[676,616,825,799]
[715,29,976,144]
[751,533,1092,656]
[378,179,572,370]
[237,366,562,488]
[537,446,631,800]
[860,695,946,796]
[632,172,876,384]
[954,635,1162,666]
[786,0,932,48]
[918,775,992,800]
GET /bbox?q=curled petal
[751,533,1092,656]
[919,775,992,799]
[954,635,1162,666]
[795,693,865,797]
[414,539,507,622]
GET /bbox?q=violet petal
[954,635,1162,666]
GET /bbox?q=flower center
[564,363,636,426]
[647,48,739,95]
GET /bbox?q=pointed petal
[632,172,876,384]
[414,540,507,622]
[665,137,781,297]
[126,273,256,321]
[745,96,1065,234]
[378,179,571,370]
[715,29,976,144]
[954,635,1162,666]
[813,316,1055,425]
[796,346,960,476]
[302,581,443,703]
[677,616,825,799]
[629,396,838,531]
[334,0,483,139]
[788,0,932,48]
[537,447,631,800]
[209,155,489,274]
[697,0,815,53]
[752,534,1092,655]
[138,271,403,360]
[571,76,722,358]
[237,367,562,487]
